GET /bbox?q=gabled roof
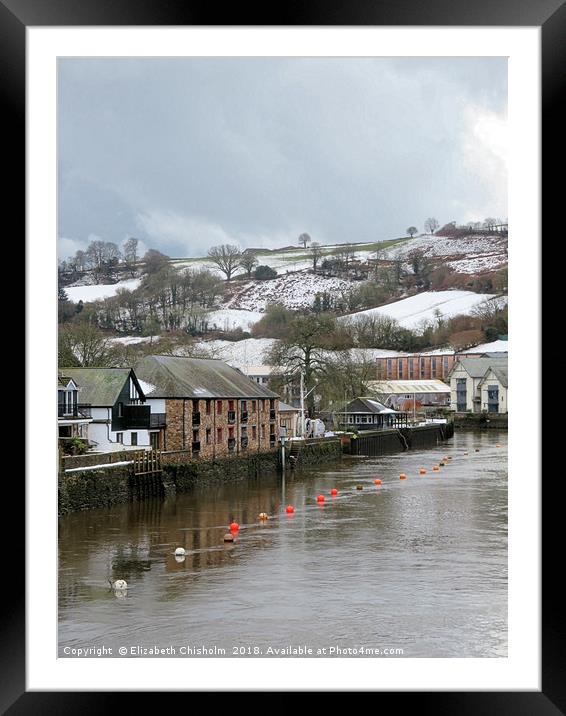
[339,397,398,415]
[59,368,144,406]
[448,356,508,379]
[58,374,77,389]
[279,401,300,412]
[478,366,508,388]
[134,355,279,399]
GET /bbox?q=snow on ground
[109,335,157,346]
[65,278,141,303]
[194,338,277,366]
[342,291,506,331]
[382,233,507,274]
[227,273,353,312]
[467,339,508,353]
[206,309,264,331]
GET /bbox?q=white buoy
[174,547,186,556]
[175,555,186,563]
[113,579,128,590]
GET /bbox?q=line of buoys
[330,488,338,496]
[374,479,382,485]
[229,522,240,533]
[285,505,295,514]
[356,484,364,490]
[316,494,325,503]
[419,468,426,475]
[223,533,235,542]
[174,547,186,556]
[399,473,407,480]
[258,512,269,521]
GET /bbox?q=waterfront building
[278,401,301,438]
[447,357,508,413]
[60,368,151,450]
[57,374,93,444]
[134,355,280,457]
[333,397,408,431]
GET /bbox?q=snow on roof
[462,339,508,354]
[367,379,451,395]
[136,378,156,396]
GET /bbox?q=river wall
[454,413,508,429]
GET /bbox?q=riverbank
[454,413,508,429]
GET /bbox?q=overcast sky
[58,57,507,260]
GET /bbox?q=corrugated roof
[450,356,508,379]
[134,355,279,399]
[367,379,450,395]
[60,368,136,406]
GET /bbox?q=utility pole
[300,371,305,437]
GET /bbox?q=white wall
[479,371,508,414]
[86,407,151,451]
[146,398,166,412]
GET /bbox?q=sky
[58,57,507,260]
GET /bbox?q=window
[228,400,235,411]
[216,427,223,442]
[193,429,199,442]
[252,400,257,412]
[420,357,426,378]
[431,357,437,377]
[408,360,414,379]
[130,432,137,446]
[206,400,211,415]
[228,426,235,439]
[261,399,265,410]
[261,425,266,439]
[129,378,139,401]
[262,377,268,384]
[397,359,403,378]
[443,356,449,376]
[118,402,123,417]
[456,378,467,412]
[206,428,211,444]
[193,399,199,413]
[216,400,222,414]
[252,425,257,439]
[387,359,392,375]
[241,400,247,411]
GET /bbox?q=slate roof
[479,365,508,388]
[134,355,279,399]
[59,368,142,406]
[449,356,508,379]
[339,397,398,415]
[279,401,300,412]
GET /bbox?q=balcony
[240,410,248,424]
[58,403,91,419]
[228,437,236,452]
[192,411,201,426]
[123,403,151,429]
[149,413,166,428]
[269,409,276,421]
[240,436,249,449]
[227,410,236,424]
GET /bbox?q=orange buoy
[258,512,269,521]
[229,522,239,532]
[496,443,501,448]
[330,488,338,496]
[419,468,426,475]
[433,466,440,472]
[285,505,295,514]
[374,479,382,485]
[356,484,364,490]
[399,473,407,480]
[316,494,325,503]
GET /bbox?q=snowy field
[206,309,264,331]
[193,338,277,366]
[342,291,506,330]
[65,278,141,303]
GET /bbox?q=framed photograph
[11,0,556,707]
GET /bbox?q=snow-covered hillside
[206,309,264,331]
[227,273,353,313]
[382,233,507,274]
[65,278,141,303]
[342,290,506,330]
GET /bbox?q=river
[58,430,507,658]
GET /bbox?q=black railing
[227,410,236,424]
[150,413,166,428]
[240,437,248,449]
[58,403,92,418]
[269,409,276,421]
[192,412,201,426]
[228,437,236,452]
[123,403,151,429]
[240,411,248,423]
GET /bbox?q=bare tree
[298,233,311,249]
[207,243,243,280]
[337,243,356,269]
[483,217,497,231]
[123,237,139,277]
[240,251,259,279]
[310,242,323,271]
[424,217,439,235]
[58,322,115,367]
[406,226,418,238]
[142,249,170,275]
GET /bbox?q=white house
[448,357,508,414]
[58,374,92,441]
[60,367,152,451]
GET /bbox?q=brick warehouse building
[134,355,280,458]
[376,352,457,382]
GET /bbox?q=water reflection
[59,431,507,657]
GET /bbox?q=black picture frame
[10,0,558,708]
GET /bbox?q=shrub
[254,265,278,280]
